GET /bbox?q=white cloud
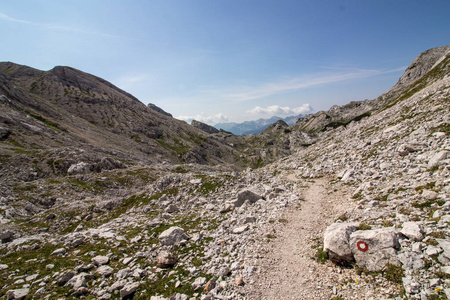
[247,104,313,117]
[176,112,229,125]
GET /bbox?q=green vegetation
[27,112,67,133]
[383,264,404,284]
[156,137,191,155]
[314,247,328,264]
[415,182,436,192]
[381,220,394,227]
[357,222,372,230]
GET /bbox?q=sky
[1,1,449,124]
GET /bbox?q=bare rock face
[191,120,220,134]
[396,45,450,88]
[158,226,189,246]
[323,222,358,265]
[349,228,400,271]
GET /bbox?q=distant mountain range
[214,115,304,135]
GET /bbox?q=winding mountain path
[244,176,353,299]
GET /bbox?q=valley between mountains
[0,46,449,300]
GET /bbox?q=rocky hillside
[0,62,254,201]
[0,46,449,300]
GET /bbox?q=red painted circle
[357,241,369,252]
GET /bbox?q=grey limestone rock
[57,270,76,285]
[120,282,140,298]
[323,222,358,265]
[65,273,88,290]
[97,265,114,277]
[157,251,177,268]
[349,228,400,271]
[92,255,110,266]
[400,222,424,242]
[234,187,264,207]
[428,150,449,169]
[67,162,91,175]
[6,288,29,300]
[158,226,189,246]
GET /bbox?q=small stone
[6,288,29,300]
[51,248,67,256]
[204,279,216,292]
[192,277,207,290]
[97,265,114,277]
[57,270,76,286]
[65,273,87,290]
[130,235,142,243]
[92,255,110,266]
[123,257,133,265]
[120,282,140,298]
[25,274,39,282]
[0,230,15,243]
[158,226,189,246]
[426,246,443,257]
[157,251,177,268]
[235,277,245,286]
[400,222,424,241]
[232,225,249,234]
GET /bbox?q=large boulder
[349,228,400,271]
[158,226,189,246]
[323,222,358,265]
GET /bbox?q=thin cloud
[0,12,32,24]
[223,66,406,102]
[0,11,119,38]
[247,104,313,116]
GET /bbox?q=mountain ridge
[214,114,304,135]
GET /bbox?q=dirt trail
[244,176,352,299]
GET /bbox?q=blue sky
[1,1,449,124]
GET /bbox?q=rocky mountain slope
[0,45,449,300]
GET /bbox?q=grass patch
[315,247,328,264]
[415,182,436,192]
[383,263,404,284]
[381,220,394,227]
[358,222,372,231]
[27,112,67,133]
